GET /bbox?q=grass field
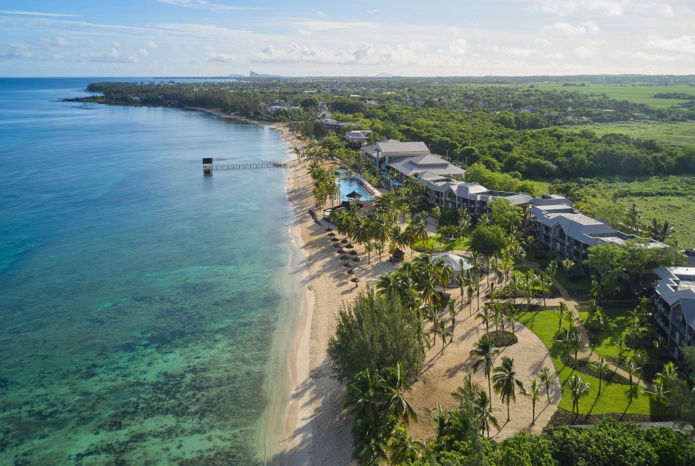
[517,309,652,416]
[577,307,634,359]
[585,120,695,146]
[579,176,695,247]
[527,82,695,109]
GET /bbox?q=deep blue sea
[0,78,297,464]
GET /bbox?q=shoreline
[186,106,562,463]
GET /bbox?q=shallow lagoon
[0,79,296,464]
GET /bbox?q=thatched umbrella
[341,239,349,244]
[351,277,360,283]
[352,257,360,262]
[349,250,358,255]
[340,255,349,260]
[330,237,339,242]
[333,243,341,248]
[343,262,353,267]
[337,248,346,254]
[345,244,354,249]
[347,269,355,275]
[328,232,336,237]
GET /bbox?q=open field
[574,176,695,248]
[586,121,695,147]
[517,309,652,416]
[526,82,695,109]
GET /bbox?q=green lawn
[517,309,651,416]
[415,234,470,253]
[578,307,634,359]
[587,121,695,147]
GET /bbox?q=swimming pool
[336,178,373,201]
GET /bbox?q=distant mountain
[226,73,244,77]
[249,71,282,78]
[375,72,395,77]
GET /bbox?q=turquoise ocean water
[0,78,297,464]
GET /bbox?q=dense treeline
[77,80,695,179]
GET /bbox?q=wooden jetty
[211,161,288,170]
[202,157,288,173]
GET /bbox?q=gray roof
[387,155,465,178]
[376,141,430,157]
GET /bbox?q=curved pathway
[521,260,649,389]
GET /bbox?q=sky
[1,0,694,77]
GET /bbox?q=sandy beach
[186,109,562,463]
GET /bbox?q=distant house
[313,118,358,130]
[527,195,665,264]
[653,266,695,361]
[344,130,372,146]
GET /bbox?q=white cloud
[545,20,599,35]
[138,48,148,57]
[157,0,265,11]
[645,35,695,53]
[0,10,81,17]
[146,41,159,49]
[80,48,138,63]
[575,46,592,57]
[534,38,553,47]
[206,51,240,63]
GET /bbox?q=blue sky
[1,0,693,77]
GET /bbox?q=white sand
[188,111,562,463]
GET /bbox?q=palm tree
[527,377,542,424]
[538,367,554,403]
[591,356,609,395]
[556,301,568,333]
[626,203,642,234]
[625,356,641,400]
[476,305,493,334]
[455,268,467,312]
[412,212,430,252]
[378,362,418,428]
[467,284,475,316]
[388,426,423,464]
[492,356,525,422]
[643,376,669,418]
[453,373,481,407]
[433,318,451,355]
[448,301,457,342]
[472,390,499,439]
[470,336,500,406]
[567,375,591,415]
[344,369,388,464]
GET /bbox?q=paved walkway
[521,260,649,389]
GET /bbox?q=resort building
[527,195,665,264]
[422,176,531,217]
[344,130,372,146]
[361,140,431,170]
[386,155,465,188]
[653,266,695,361]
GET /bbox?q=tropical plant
[470,336,500,406]
[643,376,669,418]
[591,356,610,395]
[567,375,591,415]
[527,377,542,424]
[492,356,525,422]
[538,366,554,403]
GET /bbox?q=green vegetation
[516,309,651,416]
[588,121,695,147]
[552,176,695,246]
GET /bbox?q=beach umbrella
[349,250,358,255]
[325,228,333,232]
[352,257,360,262]
[341,238,348,243]
[340,255,349,260]
[351,277,360,283]
[328,232,336,237]
[345,244,354,249]
[337,248,346,254]
[343,262,353,267]
[347,269,355,275]
[346,190,362,199]
[333,243,341,248]
[330,237,339,242]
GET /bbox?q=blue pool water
[337,178,373,201]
